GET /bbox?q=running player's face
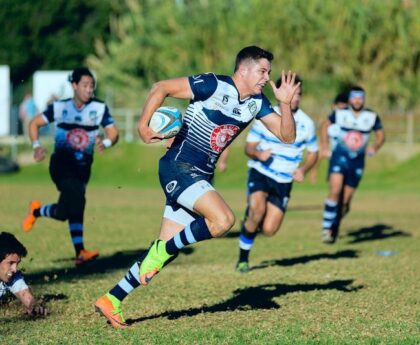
[349,96,364,112]
[0,254,20,283]
[245,59,271,95]
[73,76,95,105]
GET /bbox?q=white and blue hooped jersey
[247,107,318,183]
[166,73,274,173]
[329,108,382,160]
[42,98,115,162]
[0,271,28,298]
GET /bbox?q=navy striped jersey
[0,271,28,298]
[42,98,115,162]
[247,107,318,183]
[166,73,274,173]
[329,108,382,160]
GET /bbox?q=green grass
[0,144,419,344]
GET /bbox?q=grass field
[0,144,419,344]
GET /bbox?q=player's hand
[217,160,227,172]
[256,149,272,162]
[293,168,305,182]
[320,147,331,158]
[27,305,48,317]
[367,147,376,157]
[33,147,47,162]
[138,124,165,144]
[270,70,300,105]
[95,136,105,153]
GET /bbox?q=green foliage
[87,0,419,112]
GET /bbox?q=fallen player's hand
[28,305,48,317]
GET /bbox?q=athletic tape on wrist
[32,140,41,149]
[102,138,112,148]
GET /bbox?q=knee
[210,212,235,237]
[262,226,279,237]
[248,204,266,223]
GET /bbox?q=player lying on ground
[0,232,47,316]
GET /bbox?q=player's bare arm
[293,151,318,182]
[95,125,119,153]
[320,118,332,158]
[15,288,48,317]
[261,71,299,143]
[137,77,192,144]
[28,114,48,162]
[367,128,385,156]
[245,141,272,162]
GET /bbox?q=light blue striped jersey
[247,107,318,183]
[42,98,115,161]
[329,108,382,160]
[0,271,28,298]
[166,73,274,173]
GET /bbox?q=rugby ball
[149,106,183,139]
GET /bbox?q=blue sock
[238,223,257,262]
[165,217,213,255]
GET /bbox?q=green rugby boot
[139,240,173,285]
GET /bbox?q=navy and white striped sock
[238,224,257,262]
[165,217,213,255]
[109,261,141,301]
[34,204,57,218]
[322,199,338,230]
[69,222,84,254]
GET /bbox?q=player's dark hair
[68,67,95,86]
[350,85,365,93]
[0,232,27,262]
[234,46,274,72]
[334,92,348,104]
[275,75,302,89]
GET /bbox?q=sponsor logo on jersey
[343,131,364,151]
[66,128,89,150]
[222,95,229,104]
[232,108,241,116]
[62,110,68,119]
[166,180,178,193]
[210,124,240,153]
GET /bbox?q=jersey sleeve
[255,94,274,119]
[42,103,55,123]
[188,73,218,102]
[246,121,265,143]
[100,105,115,128]
[304,120,319,152]
[328,110,336,124]
[8,271,29,294]
[372,114,383,131]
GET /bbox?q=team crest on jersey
[66,128,89,150]
[248,101,257,116]
[210,124,239,152]
[222,95,229,104]
[89,110,98,121]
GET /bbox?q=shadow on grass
[346,223,411,244]
[127,279,362,324]
[25,247,194,285]
[251,250,359,271]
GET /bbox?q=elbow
[282,133,296,144]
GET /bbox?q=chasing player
[235,75,318,272]
[22,68,119,265]
[319,86,385,243]
[95,46,300,328]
